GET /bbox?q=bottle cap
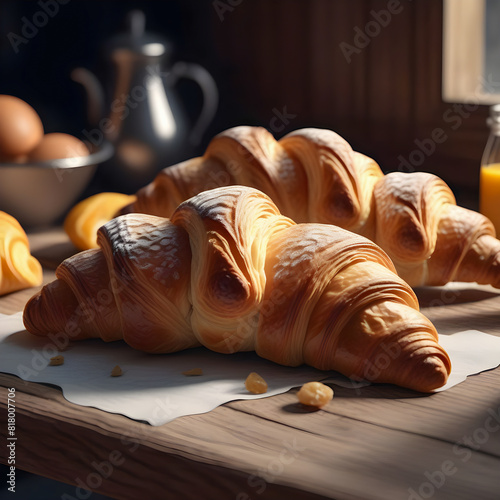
[490,104,500,120]
[487,104,500,130]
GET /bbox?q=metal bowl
[0,141,113,228]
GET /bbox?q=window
[442,0,500,103]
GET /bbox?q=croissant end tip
[363,344,451,393]
[23,279,80,339]
[23,291,44,336]
[407,354,451,393]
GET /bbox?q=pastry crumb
[182,368,203,376]
[245,372,268,394]
[49,355,64,366]
[297,381,333,408]
[111,365,123,377]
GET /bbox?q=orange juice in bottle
[480,104,500,236]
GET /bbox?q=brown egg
[0,95,44,157]
[28,133,90,161]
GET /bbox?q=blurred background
[0,0,496,207]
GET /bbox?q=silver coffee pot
[72,10,218,192]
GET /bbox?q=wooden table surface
[1,229,500,500]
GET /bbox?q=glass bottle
[480,104,500,235]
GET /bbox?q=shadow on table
[281,383,426,415]
[415,286,500,307]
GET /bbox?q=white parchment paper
[1,312,499,425]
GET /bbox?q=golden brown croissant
[121,126,500,288]
[0,211,42,295]
[25,186,451,392]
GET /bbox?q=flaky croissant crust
[25,186,451,392]
[124,126,500,288]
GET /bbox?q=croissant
[116,126,500,288]
[25,186,451,392]
[63,192,136,250]
[0,211,42,295]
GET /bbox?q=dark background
[0,0,225,146]
[0,0,493,207]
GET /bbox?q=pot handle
[170,62,219,146]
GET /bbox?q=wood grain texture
[210,0,490,200]
[1,369,499,500]
[1,231,500,499]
